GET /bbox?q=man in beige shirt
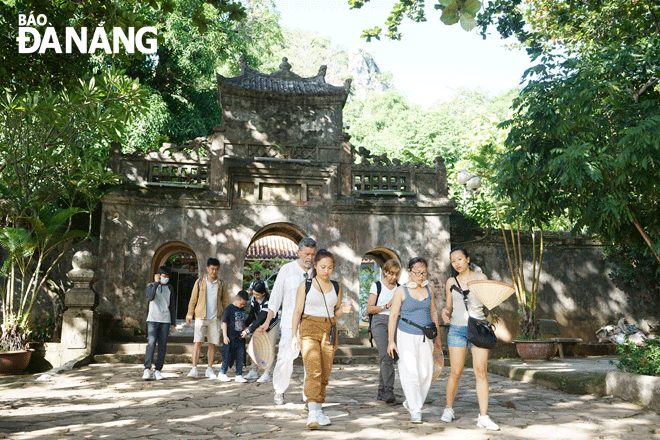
[186,257,230,379]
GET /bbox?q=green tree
[1,0,280,151]
[346,87,518,228]
[1,0,248,92]
[491,1,660,263]
[0,70,148,350]
[113,0,283,150]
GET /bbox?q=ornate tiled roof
[217,56,352,96]
[245,235,299,260]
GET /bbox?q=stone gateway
[98,57,454,336]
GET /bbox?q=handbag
[455,277,497,349]
[401,318,438,341]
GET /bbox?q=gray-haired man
[259,237,316,405]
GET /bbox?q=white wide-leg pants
[272,326,301,394]
[397,330,433,414]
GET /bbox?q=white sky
[272,0,534,106]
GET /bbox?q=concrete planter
[606,370,660,410]
[514,340,557,361]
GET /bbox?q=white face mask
[160,277,169,285]
[406,280,429,289]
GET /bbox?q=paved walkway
[1,361,659,440]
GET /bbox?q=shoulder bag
[454,277,497,349]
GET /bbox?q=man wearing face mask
[143,266,176,380]
[259,237,317,405]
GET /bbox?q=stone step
[95,342,379,365]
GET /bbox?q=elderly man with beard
[259,237,317,405]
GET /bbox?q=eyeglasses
[410,270,427,277]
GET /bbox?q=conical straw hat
[466,280,515,310]
[432,345,444,383]
[248,331,273,370]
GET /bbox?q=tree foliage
[492,1,660,262]
[114,0,283,150]
[348,0,483,40]
[0,70,148,349]
[346,87,516,228]
[0,0,248,92]
[1,0,282,346]
[1,0,281,151]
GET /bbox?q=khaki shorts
[193,319,221,345]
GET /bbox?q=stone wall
[97,184,454,336]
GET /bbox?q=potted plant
[497,211,556,360]
[1,79,136,372]
[0,208,90,374]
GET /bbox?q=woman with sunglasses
[387,257,442,424]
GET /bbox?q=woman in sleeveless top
[387,257,442,424]
[292,249,343,429]
[440,246,499,431]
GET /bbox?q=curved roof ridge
[217,55,351,96]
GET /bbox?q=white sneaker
[205,367,217,379]
[153,370,164,380]
[317,410,331,426]
[477,414,500,431]
[274,392,284,405]
[441,407,455,422]
[245,370,259,380]
[187,366,197,378]
[411,412,422,424]
[234,375,247,383]
[142,369,151,380]
[217,373,230,382]
[306,411,319,429]
[257,372,271,383]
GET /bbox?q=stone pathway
[1,363,659,439]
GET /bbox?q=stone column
[59,251,98,365]
[339,133,353,197]
[434,156,448,197]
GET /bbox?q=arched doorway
[151,242,198,321]
[359,248,402,321]
[243,223,308,291]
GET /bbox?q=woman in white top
[440,246,499,431]
[292,249,343,429]
[365,259,401,404]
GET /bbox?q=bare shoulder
[477,272,489,281]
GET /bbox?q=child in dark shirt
[218,290,249,382]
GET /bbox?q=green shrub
[615,338,660,377]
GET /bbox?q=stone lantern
[59,251,99,365]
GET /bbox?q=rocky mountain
[258,28,390,100]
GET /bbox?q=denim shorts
[447,325,474,349]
